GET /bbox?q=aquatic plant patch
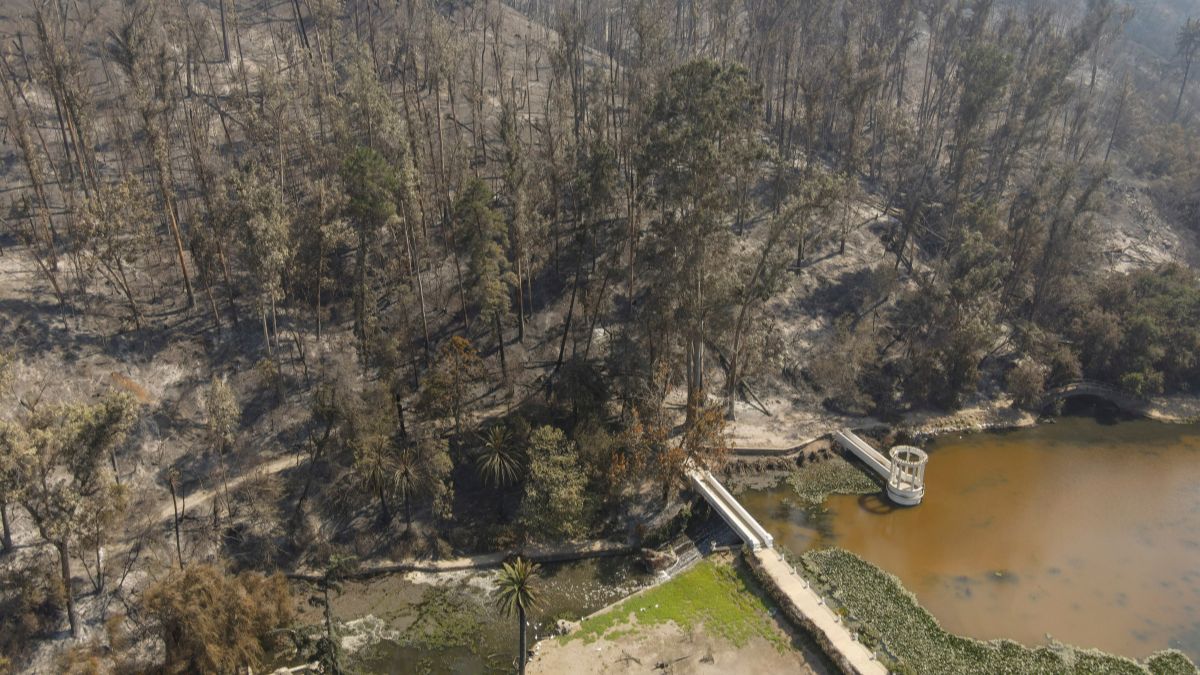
[400,585,487,651]
[800,548,1197,675]
[1146,650,1200,675]
[564,559,789,651]
[787,455,880,504]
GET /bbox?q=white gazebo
[886,445,927,506]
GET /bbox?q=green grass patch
[801,548,1197,675]
[788,456,880,504]
[565,559,788,651]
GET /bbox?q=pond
[304,554,653,673]
[738,406,1200,663]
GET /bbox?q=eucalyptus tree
[341,147,400,353]
[76,178,155,330]
[637,60,764,424]
[454,179,515,380]
[222,164,293,356]
[946,42,1012,208]
[0,55,65,308]
[0,422,33,554]
[15,393,137,636]
[499,96,533,344]
[76,481,127,593]
[29,2,97,196]
[205,375,239,455]
[418,336,487,434]
[288,176,350,341]
[1175,18,1200,120]
[725,170,845,418]
[338,48,433,363]
[107,0,195,307]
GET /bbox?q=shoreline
[567,403,1200,674]
[728,388,1200,458]
[276,395,1200,671]
[796,547,1198,675]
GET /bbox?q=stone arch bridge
[1040,380,1148,414]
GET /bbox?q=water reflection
[740,411,1200,662]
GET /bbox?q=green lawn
[801,548,1197,675]
[565,558,789,651]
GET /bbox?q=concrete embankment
[746,548,888,675]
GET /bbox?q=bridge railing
[686,467,773,550]
[703,471,774,549]
[832,429,891,479]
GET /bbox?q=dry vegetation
[0,0,1196,671]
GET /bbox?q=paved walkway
[752,548,888,675]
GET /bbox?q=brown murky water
[740,412,1200,662]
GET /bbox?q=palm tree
[393,443,419,534]
[476,426,524,487]
[352,441,395,526]
[494,557,541,675]
[1175,17,1200,120]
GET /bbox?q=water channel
[740,406,1200,663]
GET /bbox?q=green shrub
[0,566,65,666]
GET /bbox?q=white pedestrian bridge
[680,428,928,673]
[684,459,888,674]
[686,465,773,549]
[832,428,928,506]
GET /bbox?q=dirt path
[150,453,301,523]
[287,539,633,580]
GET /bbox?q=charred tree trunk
[57,540,78,637]
[219,0,230,62]
[1,502,13,554]
[494,312,508,381]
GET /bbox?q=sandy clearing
[528,619,829,675]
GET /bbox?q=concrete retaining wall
[743,550,881,675]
